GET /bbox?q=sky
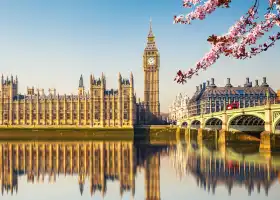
[0,0,279,113]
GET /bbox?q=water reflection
[0,140,167,200]
[169,141,279,197]
[0,138,279,199]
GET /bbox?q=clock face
[148,57,155,65]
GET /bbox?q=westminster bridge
[177,101,280,134]
[1,138,280,198]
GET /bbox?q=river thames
[0,129,279,200]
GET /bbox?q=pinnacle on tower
[79,75,84,88]
[90,74,93,83]
[148,17,154,38]
[145,18,157,50]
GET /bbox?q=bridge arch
[204,117,222,130]
[227,113,265,133]
[190,120,201,129]
[181,121,188,127]
[273,115,280,134]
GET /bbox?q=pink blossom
[174,0,280,84]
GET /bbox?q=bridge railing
[187,98,279,118]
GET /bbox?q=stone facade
[0,73,135,127]
[168,93,190,122]
[188,77,277,117]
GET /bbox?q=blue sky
[0,0,279,112]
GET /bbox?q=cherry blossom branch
[174,0,280,84]
[174,0,233,24]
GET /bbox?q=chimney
[211,78,214,85]
[244,77,252,87]
[225,78,232,87]
[200,84,202,90]
[255,80,259,87]
[210,78,216,88]
[196,86,199,91]
[261,77,269,87]
[207,80,210,87]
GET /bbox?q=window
[124,102,128,110]
[124,112,128,120]
[95,103,99,110]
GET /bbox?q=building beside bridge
[188,77,277,117]
[168,93,190,122]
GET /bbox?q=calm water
[0,136,280,200]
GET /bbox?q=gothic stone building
[0,21,161,128]
[136,20,160,125]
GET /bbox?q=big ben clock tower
[143,19,160,124]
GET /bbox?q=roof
[189,85,277,103]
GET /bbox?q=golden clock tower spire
[148,18,154,38]
[143,18,160,124]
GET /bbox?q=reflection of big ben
[145,152,160,200]
[143,19,160,124]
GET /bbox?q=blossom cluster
[174,0,280,84]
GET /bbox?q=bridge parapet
[178,102,280,134]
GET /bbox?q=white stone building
[168,93,190,123]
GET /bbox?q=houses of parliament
[0,20,161,128]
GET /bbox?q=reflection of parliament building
[0,20,161,127]
[0,141,163,200]
[1,140,280,198]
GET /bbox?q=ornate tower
[78,75,84,96]
[0,75,18,125]
[143,19,160,124]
